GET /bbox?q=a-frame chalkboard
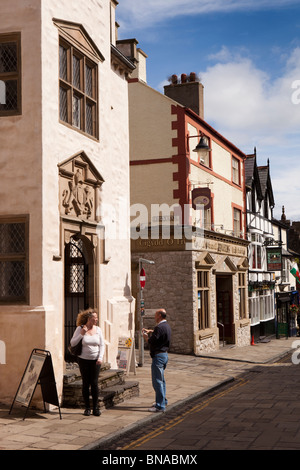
[9,349,62,420]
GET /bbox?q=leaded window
[0,33,21,115]
[68,239,85,294]
[59,38,98,138]
[0,218,28,303]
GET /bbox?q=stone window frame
[53,18,105,141]
[0,215,29,305]
[197,269,210,330]
[0,32,22,116]
[59,36,99,139]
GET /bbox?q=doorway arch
[64,234,95,361]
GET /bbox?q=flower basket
[290,304,300,315]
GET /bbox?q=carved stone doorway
[64,234,95,361]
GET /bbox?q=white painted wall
[0,0,133,402]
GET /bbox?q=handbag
[68,338,83,356]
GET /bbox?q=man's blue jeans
[151,352,168,410]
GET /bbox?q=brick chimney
[164,73,204,118]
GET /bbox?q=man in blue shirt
[142,309,171,412]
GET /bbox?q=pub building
[121,40,250,354]
[245,154,277,341]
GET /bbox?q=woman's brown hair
[76,308,98,327]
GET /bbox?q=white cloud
[200,47,300,219]
[272,168,300,220]
[117,0,300,31]
[201,47,300,144]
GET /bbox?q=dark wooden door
[217,290,233,343]
[64,237,89,361]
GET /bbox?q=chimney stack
[164,73,204,118]
[116,39,148,83]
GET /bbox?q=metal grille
[70,264,85,293]
[0,42,17,73]
[70,238,83,255]
[68,239,85,293]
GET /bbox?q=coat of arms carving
[58,152,104,222]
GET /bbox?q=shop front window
[197,270,210,330]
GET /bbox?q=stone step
[63,362,111,384]
[98,381,139,409]
[62,364,139,409]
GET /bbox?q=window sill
[59,119,99,142]
[197,328,215,340]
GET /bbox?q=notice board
[9,349,62,420]
[116,337,136,375]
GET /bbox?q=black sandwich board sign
[9,349,62,420]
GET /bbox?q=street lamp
[138,258,155,366]
[187,132,211,165]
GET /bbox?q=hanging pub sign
[266,247,282,271]
[192,187,211,210]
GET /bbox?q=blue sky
[116,0,300,221]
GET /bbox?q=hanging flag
[290,262,300,285]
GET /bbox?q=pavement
[0,336,297,451]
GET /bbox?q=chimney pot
[164,73,204,118]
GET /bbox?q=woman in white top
[70,308,105,416]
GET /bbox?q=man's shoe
[83,408,91,416]
[148,406,164,412]
[93,407,101,416]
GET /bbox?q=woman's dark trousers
[78,358,101,410]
